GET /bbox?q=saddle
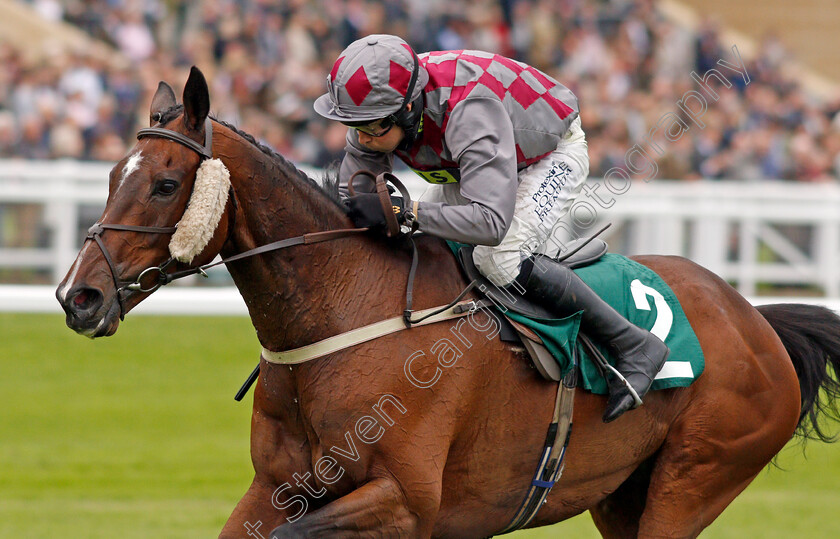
[456,239,608,382]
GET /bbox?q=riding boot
[517,256,670,423]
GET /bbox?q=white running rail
[2,159,840,314]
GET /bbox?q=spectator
[0,0,837,184]
[112,8,156,62]
[0,110,17,155]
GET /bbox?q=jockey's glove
[346,193,411,230]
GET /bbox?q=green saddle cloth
[451,244,705,394]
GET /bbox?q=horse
[57,67,840,538]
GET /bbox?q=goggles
[344,117,395,138]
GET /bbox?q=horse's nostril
[69,288,103,315]
[73,290,89,307]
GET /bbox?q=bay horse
[57,67,840,538]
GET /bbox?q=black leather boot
[517,256,670,422]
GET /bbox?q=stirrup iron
[604,363,643,408]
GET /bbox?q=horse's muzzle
[56,284,120,338]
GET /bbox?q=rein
[161,228,371,284]
[349,171,474,328]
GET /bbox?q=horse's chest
[302,407,372,483]
[255,363,402,497]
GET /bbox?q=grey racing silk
[338,49,579,245]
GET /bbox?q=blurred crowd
[2,0,840,182]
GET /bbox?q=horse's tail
[757,303,840,442]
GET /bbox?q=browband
[137,118,214,160]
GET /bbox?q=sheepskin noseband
[169,158,231,263]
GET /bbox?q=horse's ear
[183,66,210,132]
[149,81,176,126]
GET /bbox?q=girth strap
[261,300,476,365]
[498,368,576,534]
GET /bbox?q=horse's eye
[155,180,179,196]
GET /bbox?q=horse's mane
[156,105,345,212]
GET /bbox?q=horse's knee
[271,512,422,539]
[268,477,432,538]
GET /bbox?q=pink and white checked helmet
[314,34,428,123]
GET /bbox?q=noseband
[84,119,215,320]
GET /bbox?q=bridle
[84,117,370,321]
[83,118,215,320]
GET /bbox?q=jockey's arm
[415,97,518,246]
[338,128,394,197]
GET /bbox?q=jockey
[314,34,668,422]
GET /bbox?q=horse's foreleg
[220,478,284,539]
[270,476,437,538]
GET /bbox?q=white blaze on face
[59,242,90,301]
[118,152,143,191]
[61,151,144,301]
[102,151,144,223]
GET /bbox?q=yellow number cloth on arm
[410,167,459,184]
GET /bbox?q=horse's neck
[216,128,347,241]
[216,128,402,352]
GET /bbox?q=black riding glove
[346,193,408,229]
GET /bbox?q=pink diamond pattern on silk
[345,66,372,106]
[329,56,344,82]
[507,77,540,109]
[389,60,412,95]
[477,71,506,100]
[423,59,457,89]
[396,50,577,173]
[459,52,494,71]
[525,66,556,91]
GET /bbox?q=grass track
[1,313,838,537]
